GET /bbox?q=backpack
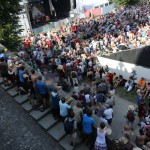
[127,111,135,122]
[72,72,77,78]
[64,118,75,134]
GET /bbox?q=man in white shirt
[104,104,113,125]
[59,98,71,121]
[85,93,90,104]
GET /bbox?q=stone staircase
[0,77,88,150]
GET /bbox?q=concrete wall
[97,56,150,83]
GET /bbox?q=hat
[106,127,112,135]
[57,65,63,70]
[119,136,128,144]
[137,89,140,94]
[128,105,134,111]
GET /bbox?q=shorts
[40,93,49,99]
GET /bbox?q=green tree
[110,0,140,6]
[0,0,23,50]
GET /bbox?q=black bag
[64,118,75,134]
[71,72,77,78]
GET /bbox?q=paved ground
[110,95,139,142]
[0,86,63,150]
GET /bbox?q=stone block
[1,84,13,90]
[47,122,65,141]
[29,108,50,120]
[75,143,89,150]
[8,88,18,97]
[21,102,33,112]
[59,135,73,150]
[15,95,28,104]
[38,114,58,130]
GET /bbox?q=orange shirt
[138,80,146,87]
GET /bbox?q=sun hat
[119,136,128,144]
[137,89,141,94]
[57,65,63,70]
[106,127,112,135]
[128,105,135,111]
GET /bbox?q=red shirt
[107,73,113,83]
[75,39,80,43]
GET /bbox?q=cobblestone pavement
[0,86,63,150]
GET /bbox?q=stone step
[47,122,66,141]
[38,114,58,130]
[1,84,13,90]
[75,142,89,150]
[21,102,33,112]
[29,108,50,120]
[59,135,73,150]
[59,135,82,150]
[15,94,28,104]
[7,87,18,97]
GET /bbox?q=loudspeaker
[42,0,51,16]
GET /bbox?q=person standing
[73,102,83,136]
[70,70,78,85]
[82,109,95,147]
[36,76,49,111]
[59,97,71,121]
[64,112,77,147]
[51,89,60,120]
[125,105,136,131]
[104,104,113,125]
[94,122,109,150]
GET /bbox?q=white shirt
[104,108,113,119]
[85,94,90,103]
[59,100,71,117]
[100,117,108,125]
[95,128,107,144]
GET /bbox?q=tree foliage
[0,0,23,50]
[110,0,140,6]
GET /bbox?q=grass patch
[115,86,137,104]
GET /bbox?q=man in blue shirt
[36,76,49,110]
[82,109,95,147]
[18,66,25,86]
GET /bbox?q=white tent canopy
[82,0,109,10]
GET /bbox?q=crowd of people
[32,13,50,28]
[0,2,150,150]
